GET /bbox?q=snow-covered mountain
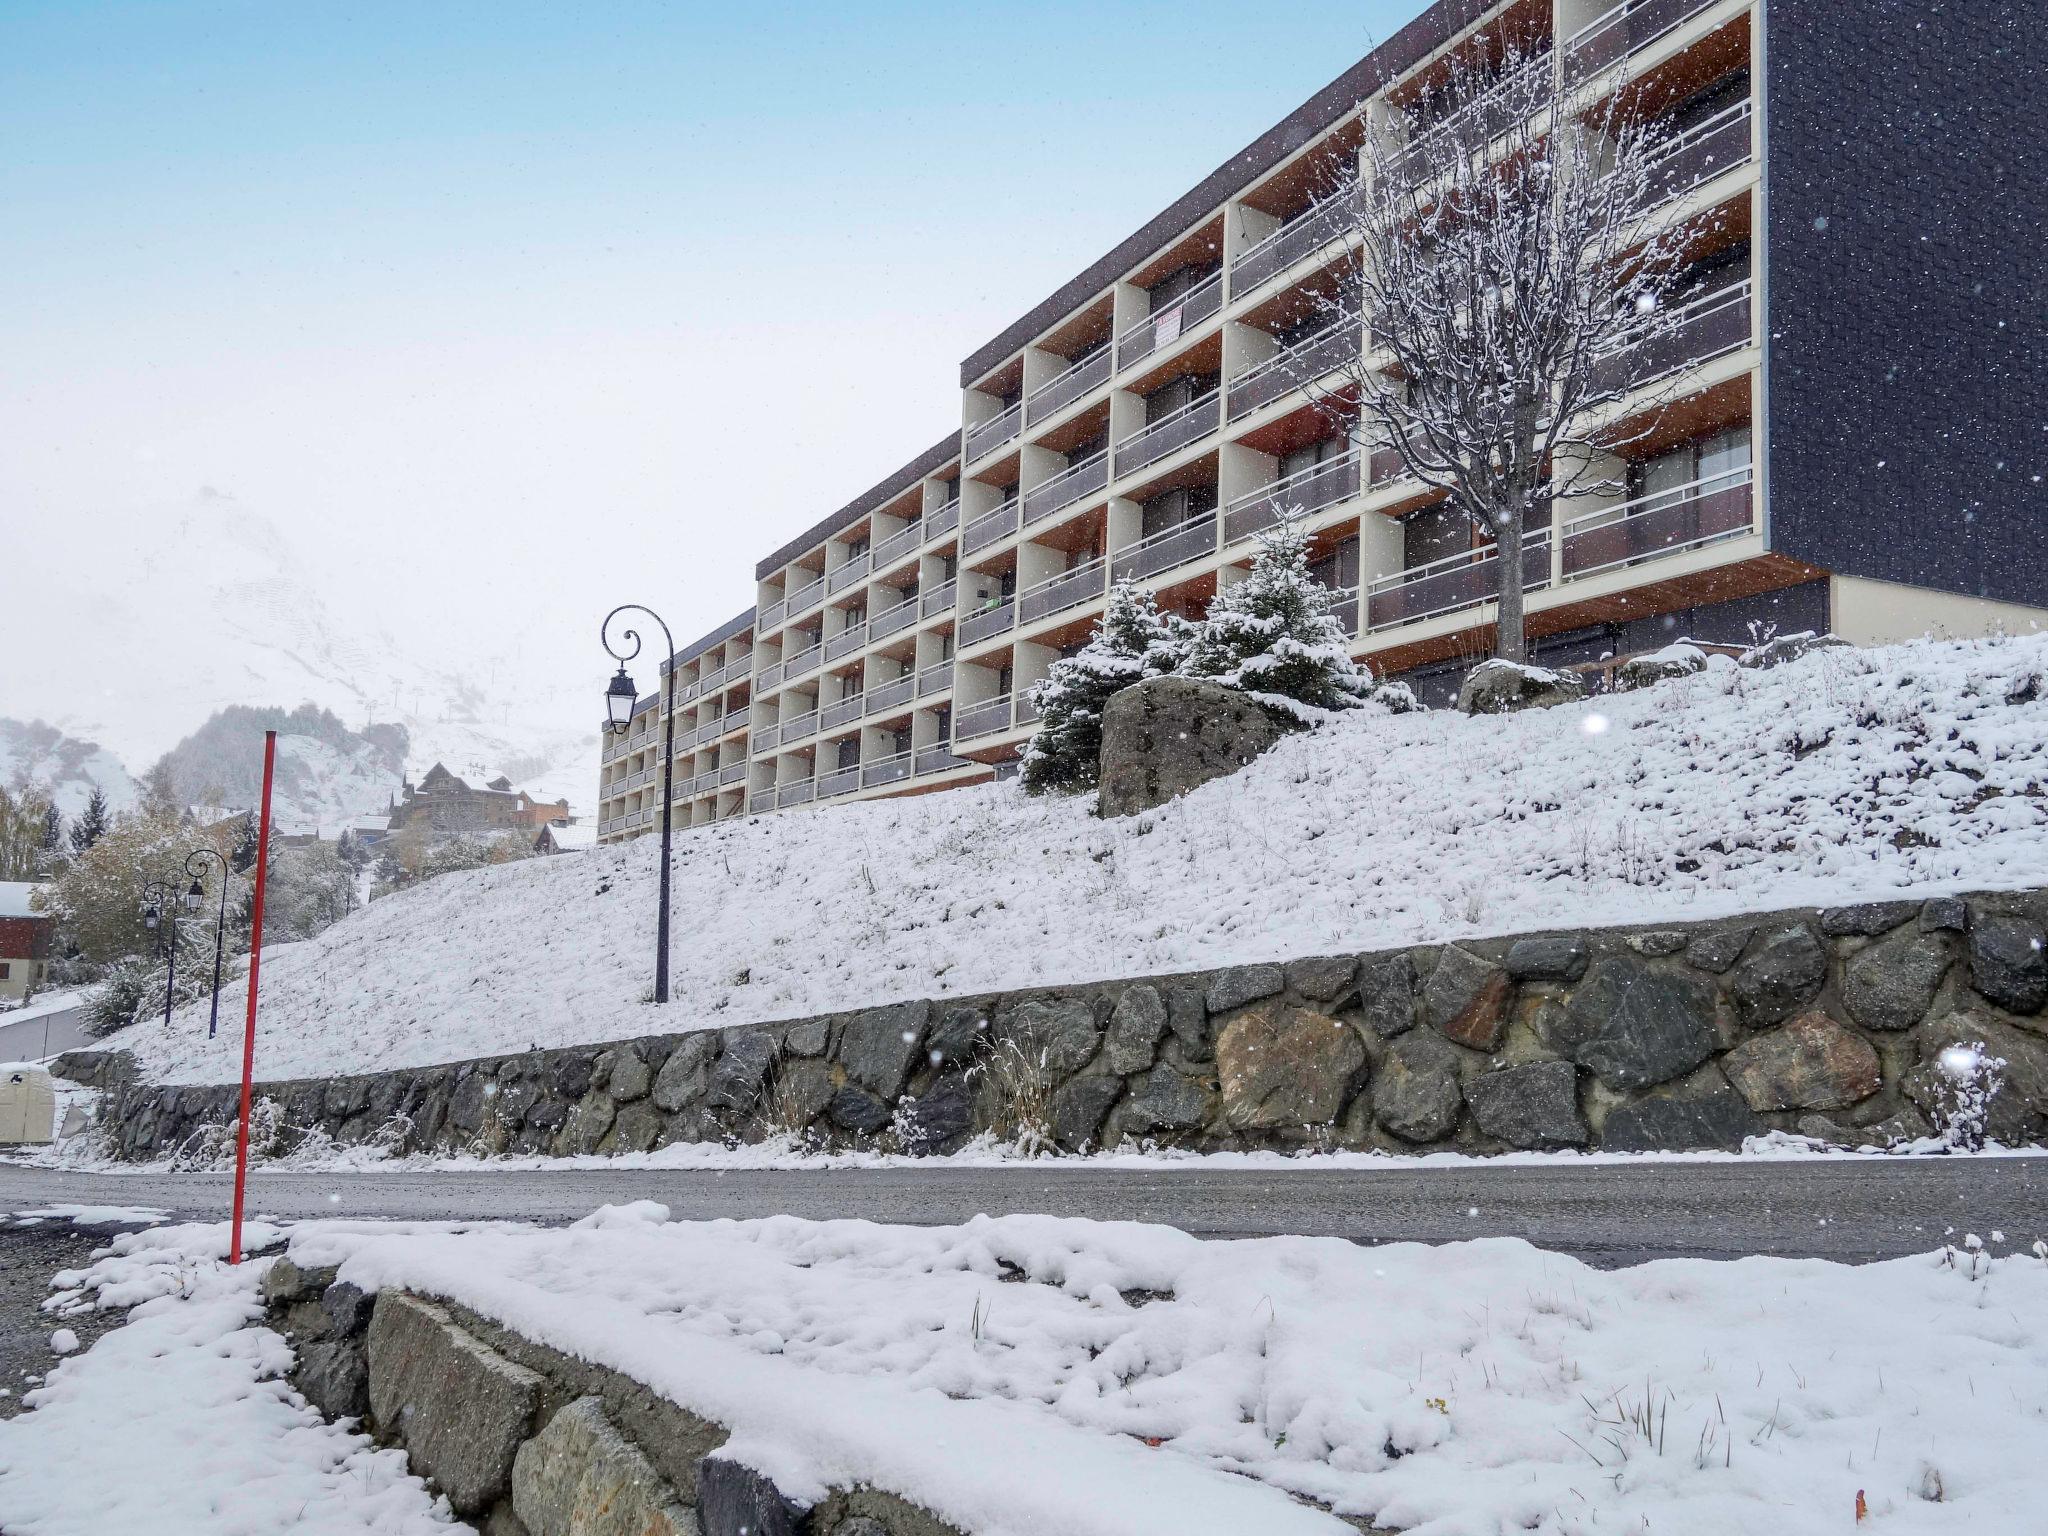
[1,489,597,823]
[0,720,141,818]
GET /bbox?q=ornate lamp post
[183,847,233,1039]
[601,604,679,1004]
[140,878,178,1028]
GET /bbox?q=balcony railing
[1019,557,1107,626]
[1223,449,1360,544]
[1228,320,1359,421]
[754,722,779,752]
[818,765,862,799]
[915,744,969,776]
[917,661,953,696]
[1111,512,1218,583]
[718,704,751,734]
[921,579,957,618]
[1389,52,1551,186]
[1116,392,1220,478]
[1023,450,1109,525]
[1566,0,1722,81]
[1562,466,1755,580]
[1638,99,1753,211]
[1590,280,1752,396]
[1118,268,1224,372]
[867,673,916,714]
[862,750,914,789]
[963,499,1019,554]
[777,781,816,809]
[870,521,922,572]
[781,641,823,678]
[786,574,825,614]
[1026,347,1113,425]
[926,499,960,538]
[756,661,785,692]
[1320,582,1362,639]
[1230,186,1360,295]
[761,595,790,630]
[779,708,818,741]
[821,695,864,730]
[719,761,747,786]
[749,790,776,814]
[870,594,918,640]
[825,621,868,662]
[955,694,1014,741]
[966,400,1024,463]
[828,551,871,595]
[1015,693,1041,727]
[959,595,1016,647]
[1365,528,1552,632]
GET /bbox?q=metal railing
[867,673,916,714]
[719,761,747,786]
[1637,99,1753,212]
[718,704,751,734]
[1590,279,1752,396]
[1116,392,1220,478]
[1230,186,1360,294]
[825,621,868,662]
[1026,347,1113,425]
[817,765,862,799]
[962,499,1019,554]
[757,599,786,631]
[862,750,915,789]
[1566,0,1722,81]
[1389,51,1551,186]
[757,660,785,692]
[754,722,779,752]
[870,521,922,571]
[870,594,918,640]
[955,694,1014,741]
[1018,556,1107,626]
[777,781,816,809]
[779,708,818,741]
[918,661,953,696]
[926,499,960,538]
[821,694,864,730]
[1118,268,1223,371]
[1227,320,1359,421]
[1023,450,1109,525]
[959,595,1017,647]
[965,400,1024,463]
[921,579,957,618]
[1365,528,1552,632]
[1111,512,1218,583]
[1561,466,1755,579]
[785,574,825,614]
[1015,693,1041,727]
[828,551,871,594]
[915,744,969,777]
[781,641,823,678]
[1224,449,1361,544]
[1320,582,1362,639]
[748,790,776,814]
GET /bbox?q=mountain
[0,720,141,818]
[0,489,597,823]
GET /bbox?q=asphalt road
[2,1156,2043,1266]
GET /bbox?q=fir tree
[40,802,65,863]
[227,811,260,873]
[1020,582,1185,796]
[1183,519,1413,715]
[69,787,110,854]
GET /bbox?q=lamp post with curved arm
[601,604,678,1004]
[183,847,233,1039]
[140,877,178,1028]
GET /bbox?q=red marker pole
[229,729,277,1266]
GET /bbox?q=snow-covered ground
[99,633,2048,1086]
[13,1207,2037,1535]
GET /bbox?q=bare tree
[1296,43,1717,662]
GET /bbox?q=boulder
[650,1034,720,1113]
[1601,1087,1762,1153]
[925,1008,987,1072]
[1614,643,1708,693]
[1722,1013,1881,1112]
[1215,1002,1366,1129]
[1819,901,1922,938]
[1120,1066,1213,1134]
[551,1052,596,1103]
[1738,631,1850,670]
[771,1058,836,1128]
[1105,986,1168,1074]
[604,1049,652,1103]
[1562,957,1721,1090]
[1921,897,1970,933]
[366,1293,541,1515]
[1286,954,1360,1005]
[1683,927,1754,975]
[511,1396,693,1536]
[1456,660,1587,715]
[706,1030,779,1112]
[1796,1107,1932,1149]
[1911,1008,2048,1120]
[1206,964,1286,1015]
[556,1093,616,1156]
[781,1017,830,1057]
[1050,1076,1125,1152]
[1357,955,1418,1039]
[1968,915,2048,1015]
[1372,1031,1464,1143]
[1422,946,1513,1051]
[996,999,1100,1077]
[1097,676,1292,817]
[698,1457,807,1536]
[1164,979,1213,1061]
[1726,925,1829,1027]
[261,1256,338,1307]
[827,1087,892,1135]
[1504,935,1591,983]
[1842,930,1952,1032]
[605,1100,666,1155]
[837,1002,931,1098]
[897,1075,975,1156]
[293,1339,368,1421]
[323,1280,374,1338]
[1465,1062,1587,1149]
[1627,931,1689,958]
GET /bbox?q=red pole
[229,729,277,1266]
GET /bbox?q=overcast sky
[3,0,1421,723]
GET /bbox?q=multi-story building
[599,0,2045,844]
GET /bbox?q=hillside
[102,633,2048,1086]
[0,720,141,819]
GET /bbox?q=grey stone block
[1727,926,1829,1027]
[1206,964,1286,1015]
[897,1075,974,1155]
[605,1050,652,1103]
[606,1100,665,1155]
[1842,929,1952,1031]
[997,999,1100,1076]
[1563,957,1721,1090]
[1601,1087,1762,1153]
[1723,1013,1881,1112]
[1626,931,1689,958]
[707,1030,779,1111]
[1820,901,1921,937]
[1504,935,1590,982]
[828,1086,892,1135]
[1373,1030,1463,1144]
[1215,1002,1364,1129]
[1121,1066,1212,1134]
[1969,915,2048,1014]
[772,1059,836,1128]
[511,1397,695,1536]
[1105,985,1168,1073]
[1423,946,1512,1051]
[557,1093,616,1155]
[1465,1062,1587,1149]
[925,1008,986,1072]
[1285,954,1359,1004]
[1050,1075,1124,1152]
[1357,955,1418,1039]
[698,1457,807,1536]
[782,1017,830,1058]
[650,1034,720,1112]
[322,1280,374,1339]
[838,1002,931,1097]
[1684,927,1754,975]
[294,1338,368,1421]
[1921,897,1970,933]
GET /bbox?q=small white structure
[0,1062,55,1146]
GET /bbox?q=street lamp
[184,847,233,1040]
[140,878,178,1028]
[601,603,678,1004]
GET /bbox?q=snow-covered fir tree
[1183,519,1412,715]
[68,787,110,854]
[1021,581,1186,795]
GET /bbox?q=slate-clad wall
[65,889,2048,1161]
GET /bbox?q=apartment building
[599,0,2046,844]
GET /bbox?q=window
[1403,505,1475,570]
[836,737,861,770]
[0,963,9,981]
[1628,425,1752,501]
[1141,484,1219,538]
[1278,436,1346,480]
[845,536,870,562]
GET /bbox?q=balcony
[1023,450,1109,526]
[779,708,818,741]
[1223,449,1361,544]
[917,661,953,696]
[869,594,919,641]
[781,641,823,678]
[1590,279,1752,397]
[1015,692,1041,727]
[1320,582,1362,639]
[718,704,751,735]
[955,694,1015,742]
[1228,320,1359,421]
[756,660,785,692]
[1639,99,1753,211]
[758,598,786,631]
[1561,465,1755,580]
[822,695,864,730]
[962,499,1020,554]
[1118,268,1224,372]
[867,673,916,714]
[959,595,1017,647]
[828,551,872,595]
[966,401,1024,464]
[927,499,960,538]
[777,781,816,809]
[1230,187,1360,296]
[1111,512,1218,583]
[1365,528,1552,632]
[825,621,869,662]
[1019,556,1107,626]
[862,750,914,789]
[720,761,747,786]
[749,790,776,814]
[1388,52,1552,187]
[871,521,922,572]
[921,579,957,618]
[915,744,970,776]
[818,765,861,799]
[1566,0,1723,82]
[1026,348,1113,425]
[754,722,780,752]
[786,574,825,614]
[1116,392,1220,478]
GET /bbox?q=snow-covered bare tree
[1295,44,1714,661]
[1021,582,1190,796]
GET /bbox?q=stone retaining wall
[64,889,2048,1161]
[263,1258,968,1536]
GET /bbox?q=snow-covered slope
[108,634,2048,1085]
[0,720,141,819]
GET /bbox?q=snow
[0,1222,465,1536]
[0,988,85,1026]
[45,1329,78,1355]
[99,632,2048,1086]
[0,883,43,920]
